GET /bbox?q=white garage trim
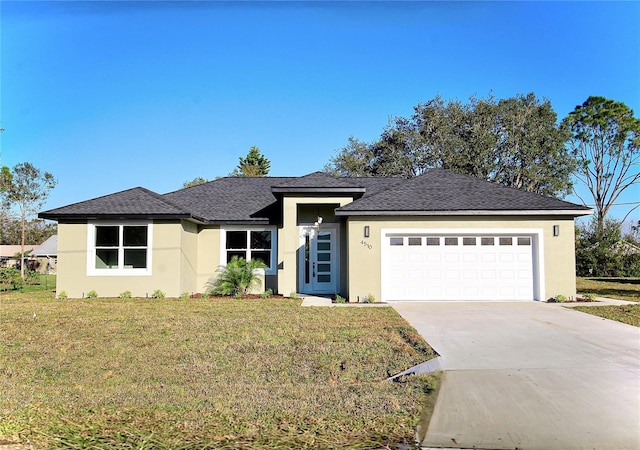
[381,228,545,302]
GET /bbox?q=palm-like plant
[208,256,267,297]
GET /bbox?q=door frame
[298,224,340,294]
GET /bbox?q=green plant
[260,288,273,299]
[0,268,22,291]
[151,289,165,299]
[25,270,39,285]
[180,291,190,300]
[206,256,267,297]
[119,290,132,299]
[363,294,375,303]
[335,294,346,304]
[200,291,211,300]
[57,291,68,300]
[86,290,98,299]
[549,294,567,303]
[583,292,597,301]
[289,291,299,300]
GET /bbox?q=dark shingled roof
[40,170,591,222]
[336,169,591,215]
[39,187,193,220]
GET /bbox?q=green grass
[576,277,640,303]
[20,274,57,293]
[572,304,640,327]
[0,292,438,449]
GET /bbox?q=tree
[563,96,640,236]
[326,93,574,197]
[182,177,208,188]
[0,216,56,245]
[1,163,57,279]
[230,146,271,177]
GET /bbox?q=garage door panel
[384,233,535,301]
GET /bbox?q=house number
[360,240,372,250]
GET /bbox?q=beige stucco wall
[346,215,579,302]
[57,221,189,298]
[195,226,221,293]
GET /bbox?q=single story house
[39,169,592,301]
[30,235,58,274]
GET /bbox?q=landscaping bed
[0,291,438,449]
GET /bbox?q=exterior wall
[195,226,220,293]
[346,216,578,302]
[56,221,185,298]
[277,196,354,296]
[179,221,199,296]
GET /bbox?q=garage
[382,232,537,301]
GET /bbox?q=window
[88,222,152,275]
[390,237,404,246]
[223,228,275,273]
[408,237,422,246]
[499,237,513,246]
[444,237,458,246]
[462,237,477,246]
[517,237,532,246]
[481,237,495,246]
[426,237,440,246]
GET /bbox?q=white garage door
[382,234,535,301]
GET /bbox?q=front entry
[299,227,338,294]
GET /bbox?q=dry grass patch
[0,292,438,449]
[572,304,640,327]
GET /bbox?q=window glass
[317,263,331,272]
[317,253,331,261]
[227,251,246,263]
[426,237,440,246]
[517,237,532,246]
[251,231,271,249]
[463,237,476,246]
[481,237,495,246]
[251,251,271,266]
[96,226,119,246]
[317,274,331,282]
[123,226,147,246]
[444,237,458,246]
[499,237,513,246]
[408,237,422,246]
[124,249,147,268]
[317,242,331,251]
[226,231,247,249]
[390,237,403,246]
[96,249,118,269]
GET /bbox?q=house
[0,245,37,270]
[39,169,592,301]
[30,235,58,274]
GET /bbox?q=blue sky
[1,1,639,222]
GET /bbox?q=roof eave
[38,213,195,221]
[335,209,594,217]
[271,187,366,194]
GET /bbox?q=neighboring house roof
[0,245,37,258]
[39,169,592,223]
[31,235,58,257]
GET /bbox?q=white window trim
[220,226,277,276]
[87,221,153,276]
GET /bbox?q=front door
[300,227,337,294]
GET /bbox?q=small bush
[0,268,22,291]
[200,291,211,300]
[57,291,68,300]
[335,294,346,304]
[151,289,165,299]
[25,270,39,285]
[180,291,190,300]
[548,294,567,303]
[86,290,98,299]
[583,293,597,301]
[119,290,132,299]
[363,294,375,303]
[260,288,273,299]
[289,291,300,300]
[207,256,267,297]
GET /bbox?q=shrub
[57,291,68,300]
[25,270,39,285]
[0,268,22,291]
[207,256,267,297]
[583,293,597,301]
[151,289,165,299]
[200,291,211,300]
[548,294,567,303]
[260,288,273,299]
[363,294,375,303]
[335,294,346,304]
[289,291,300,300]
[86,290,98,299]
[119,290,132,299]
[180,291,190,300]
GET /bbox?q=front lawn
[0,292,438,449]
[572,304,640,327]
[576,277,640,302]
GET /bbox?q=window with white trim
[222,228,276,274]
[88,222,152,275]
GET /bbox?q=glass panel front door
[300,227,337,294]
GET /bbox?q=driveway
[391,301,640,450]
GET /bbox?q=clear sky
[1,0,639,222]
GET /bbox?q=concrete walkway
[392,301,640,450]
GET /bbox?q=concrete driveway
[391,301,640,450]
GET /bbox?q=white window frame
[220,226,277,276]
[87,221,153,276]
